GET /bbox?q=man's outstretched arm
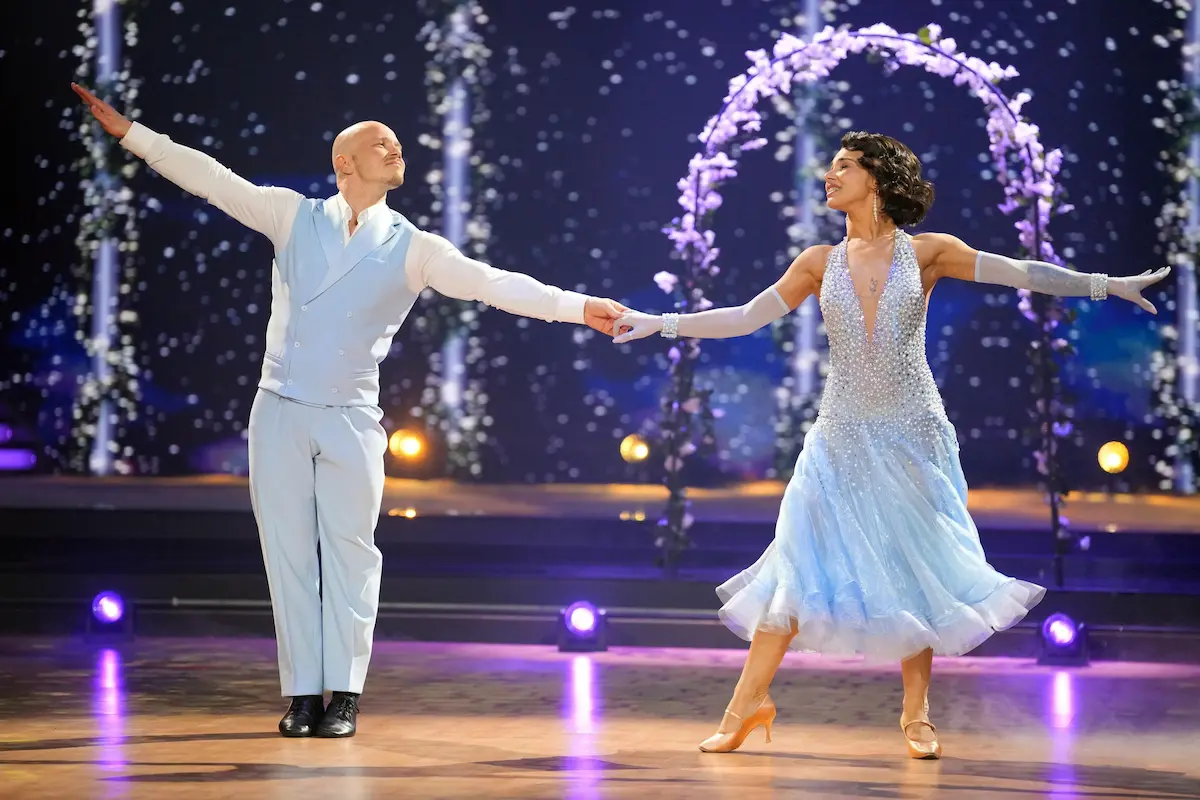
[407,231,628,334]
[72,83,303,250]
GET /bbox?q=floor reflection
[92,647,128,799]
[0,638,1193,800]
[565,654,602,800]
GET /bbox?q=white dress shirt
[328,193,390,247]
[119,122,589,325]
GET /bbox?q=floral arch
[651,23,1075,577]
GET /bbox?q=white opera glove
[974,252,1171,314]
[611,311,664,342]
[612,286,791,344]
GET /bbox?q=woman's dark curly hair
[840,131,935,227]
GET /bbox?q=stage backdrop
[0,0,1183,488]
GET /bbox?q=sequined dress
[715,232,1045,660]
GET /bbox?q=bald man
[73,84,629,738]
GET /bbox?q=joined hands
[611,311,663,344]
[584,298,636,336]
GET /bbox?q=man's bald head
[331,121,382,168]
[331,120,406,190]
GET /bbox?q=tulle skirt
[717,413,1045,661]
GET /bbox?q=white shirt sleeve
[405,230,588,324]
[120,122,304,251]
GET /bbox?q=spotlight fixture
[558,600,608,652]
[388,430,425,460]
[1037,612,1089,666]
[1097,441,1129,475]
[87,591,134,640]
[619,434,649,464]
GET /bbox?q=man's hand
[71,83,132,139]
[583,297,631,336]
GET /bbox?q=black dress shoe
[278,695,325,737]
[316,691,359,738]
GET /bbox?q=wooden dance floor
[1,638,1197,799]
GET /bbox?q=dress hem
[716,572,1046,663]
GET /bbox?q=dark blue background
[0,0,1183,487]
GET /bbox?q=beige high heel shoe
[698,696,777,753]
[900,716,942,760]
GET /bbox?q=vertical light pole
[89,0,121,476]
[1179,5,1200,493]
[792,0,822,398]
[439,5,471,430]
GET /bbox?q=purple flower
[654,271,679,294]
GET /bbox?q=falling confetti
[0,0,1191,491]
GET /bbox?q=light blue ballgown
[716,232,1045,661]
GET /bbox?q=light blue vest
[258,197,418,407]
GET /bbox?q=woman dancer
[613,131,1169,758]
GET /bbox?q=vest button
[287,380,293,385]
[301,305,308,311]
[294,342,300,347]
[332,388,339,393]
[347,312,353,318]
[338,349,345,356]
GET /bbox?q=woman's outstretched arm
[914,232,1170,313]
[612,244,830,343]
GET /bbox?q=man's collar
[332,192,389,223]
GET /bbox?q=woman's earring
[872,191,879,225]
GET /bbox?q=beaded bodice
[816,232,946,424]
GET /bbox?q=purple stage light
[0,448,36,471]
[0,424,12,442]
[92,592,125,624]
[564,601,598,637]
[558,600,607,653]
[1042,613,1078,647]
